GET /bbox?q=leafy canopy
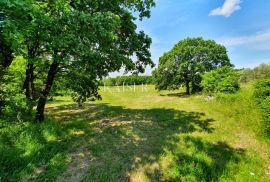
[53,0,156,102]
[153,37,231,94]
[1,0,156,120]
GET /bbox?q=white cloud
[209,0,242,17]
[219,30,270,50]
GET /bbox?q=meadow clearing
[2,1,270,182]
[1,84,270,182]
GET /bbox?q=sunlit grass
[0,84,269,181]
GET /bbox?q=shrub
[253,79,270,103]
[260,97,270,136]
[202,66,240,94]
[253,79,270,137]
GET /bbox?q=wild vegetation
[240,63,270,83]
[1,84,270,181]
[202,66,240,94]
[253,79,270,137]
[1,0,270,182]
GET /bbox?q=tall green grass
[0,83,269,181]
[0,120,69,181]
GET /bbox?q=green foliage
[202,66,240,94]
[253,79,270,103]
[100,76,154,86]
[153,37,232,94]
[240,63,270,83]
[253,79,270,136]
[1,0,155,121]
[259,97,270,136]
[0,57,28,120]
[65,64,101,106]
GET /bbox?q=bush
[100,75,154,86]
[253,79,270,137]
[202,66,240,94]
[253,79,270,103]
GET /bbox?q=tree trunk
[23,63,35,112]
[0,38,13,70]
[0,36,14,115]
[0,98,4,115]
[185,81,190,95]
[0,78,6,114]
[0,38,13,80]
[36,61,59,122]
[24,63,35,99]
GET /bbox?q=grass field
[1,84,270,181]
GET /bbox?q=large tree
[1,0,155,121]
[22,0,156,121]
[153,37,232,94]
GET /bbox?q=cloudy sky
[133,0,270,75]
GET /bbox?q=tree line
[240,63,270,83]
[100,75,154,86]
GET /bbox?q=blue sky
[134,0,270,75]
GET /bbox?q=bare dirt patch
[57,147,92,182]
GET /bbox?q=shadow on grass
[0,103,245,181]
[0,120,71,181]
[155,136,245,182]
[160,92,191,98]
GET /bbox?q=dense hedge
[100,76,154,86]
[201,66,240,94]
[253,79,270,137]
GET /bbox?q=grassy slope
[0,84,270,181]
